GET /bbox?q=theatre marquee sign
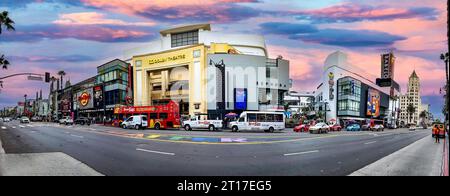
[149,54,187,65]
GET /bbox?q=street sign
[27,76,43,81]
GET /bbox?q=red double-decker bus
[114,100,181,130]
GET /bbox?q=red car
[294,124,310,132]
[330,124,342,131]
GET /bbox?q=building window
[193,49,201,58]
[135,60,142,67]
[171,31,199,48]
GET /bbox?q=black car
[75,117,91,125]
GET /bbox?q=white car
[59,116,74,125]
[182,114,223,131]
[370,124,385,132]
[309,123,330,134]
[20,117,30,123]
[3,117,11,122]
[121,115,148,130]
[409,125,417,131]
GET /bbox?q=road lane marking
[364,141,377,145]
[284,150,319,156]
[19,125,25,128]
[1,126,6,129]
[136,148,175,156]
[12,126,16,129]
[70,134,84,138]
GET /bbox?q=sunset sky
[0,0,447,120]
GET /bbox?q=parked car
[361,123,371,131]
[31,116,42,122]
[121,115,148,130]
[20,117,30,123]
[309,123,330,134]
[371,124,384,132]
[183,114,223,131]
[388,124,397,129]
[346,124,361,131]
[3,117,11,122]
[59,116,74,125]
[409,124,417,131]
[330,124,342,132]
[75,117,91,125]
[294,123,310,132]
[432,123,445,138]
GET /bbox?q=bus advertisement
[114,100,181,129]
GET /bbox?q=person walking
[434,128,440,143]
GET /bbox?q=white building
[399,71,423,126]
[284,91,315,114]
[310,51,400,125]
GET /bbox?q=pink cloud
[53,12,156,27]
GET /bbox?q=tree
[0,55,10,69]
[0,11,15,70]
[407,103,416,124]
[57,71,66,89]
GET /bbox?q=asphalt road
[0,120,431,176]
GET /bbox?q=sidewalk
[350,134,445,176]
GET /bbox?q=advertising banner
[94,85,103,108]
[367,88,381,118]
[234,88,247,110]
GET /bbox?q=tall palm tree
[0,11,15,34]
[57,71,66,89]
[0,55,9,69]
[407,103,416,124]
[0,11,15,70]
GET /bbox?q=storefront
[133,44,208,116]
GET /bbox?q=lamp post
[210,59,226,118]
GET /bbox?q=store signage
[149,54,186,65]
[381,53,395,79]
[328,72,335,100]
[77,88,94,109]
[94,86,103,108]
[78,92,90,107]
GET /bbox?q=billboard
[234,88,247,110]
[94,85,104,108]
[381,52,395,79]
[367,88,381,118]
[77,88,94,110]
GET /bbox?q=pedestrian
[434,128,440,143]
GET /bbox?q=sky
[0,0,447,120]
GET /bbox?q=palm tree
[407,103,416,124]
[57,71,66,89]
[0,55,9,69]
[0,11,15,34]
[0,11,15,70]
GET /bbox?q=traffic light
[45,72,50,83]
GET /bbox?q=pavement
[0,120,442,176]
[0,122,102,176]
[350,134,445,176]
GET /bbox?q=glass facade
[171,31,199,48]
[337,77,362,117]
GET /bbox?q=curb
[0,135,4,154]
[442,136,449,176]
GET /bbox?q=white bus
[229,111,285,132]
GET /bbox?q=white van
[229,112,285,132]
[121,115,148,130]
